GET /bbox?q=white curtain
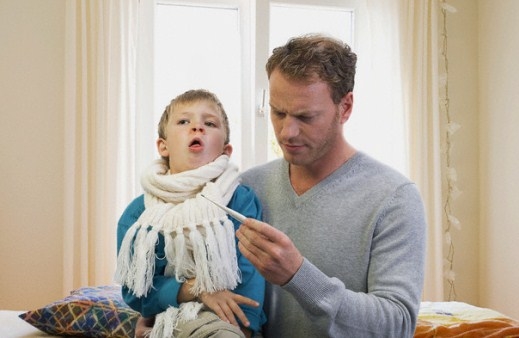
[62,0,445,301]
[399,0,444,300]
[363,0,444,301]
[63,0,141,292]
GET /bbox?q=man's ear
[339,92,354,124]
[223,143,233,156]
[157,138,169,157]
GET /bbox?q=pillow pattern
[19,285,139,338]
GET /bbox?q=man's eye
[299,115,313,123]
[272,110,286,119]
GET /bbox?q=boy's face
[157,100,232,174]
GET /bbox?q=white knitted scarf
[115,155,241,336]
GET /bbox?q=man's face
[268,69,351,168]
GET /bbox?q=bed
[0,286,138,338]
[2,287,519,337]
[0,310,59,338]
[415,301,519,337]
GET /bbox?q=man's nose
[280,116,299,138]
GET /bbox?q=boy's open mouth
[189,137,203,149]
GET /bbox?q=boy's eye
[205,121,217,127]
[178,119,189,125]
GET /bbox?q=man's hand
[198,289,259,328]
[236,218,304,285]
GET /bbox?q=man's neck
[289,143,356,195]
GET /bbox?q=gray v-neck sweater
[240,152,426,337]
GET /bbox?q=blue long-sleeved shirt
[116,184,266,333]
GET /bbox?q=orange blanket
[415,302,519,337]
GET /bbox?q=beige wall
[444,0,519,320]
[0,0,66,309]
[478,0,519,320]
[1,0,518,321]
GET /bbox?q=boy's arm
[176,185,266,333]
[226,185,267,333]
[118,187,266,330]
[117,196,183,317]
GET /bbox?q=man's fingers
[241,219,279,240]
[238,223,278,263]
[237,237,263,268]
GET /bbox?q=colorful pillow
[19,285,139,338]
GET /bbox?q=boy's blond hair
[158,89,230,144]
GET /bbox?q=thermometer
[201,194,247,223]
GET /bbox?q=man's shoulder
[241,158,283,181]
[353,152,412,184]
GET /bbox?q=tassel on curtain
[402,0,459,302]
[63,0,140,292]
[439,0,460,301]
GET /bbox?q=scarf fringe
[222,217,241,283]
[115,222,139,288]
[115,203,173,296]
[149,302,204,338]
[115,156,241,298]
[133,228,160,296]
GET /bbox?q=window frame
[251,0,365,168]
[139,0,400,174]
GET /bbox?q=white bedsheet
[0,311,59,338]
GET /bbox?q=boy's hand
[134,316,154,338]
[198,289,259,328]
[133,295,256,338]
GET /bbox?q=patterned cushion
[19,285,139,338]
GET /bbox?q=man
[235,34,426,337]
[135,34,426,338]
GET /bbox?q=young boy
[116,89,266,338]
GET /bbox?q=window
[146,0,408,176]
[267,3,355,160]
[155,2,243,165]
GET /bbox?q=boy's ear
[157,138,169,157]
[223,143,233,156]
